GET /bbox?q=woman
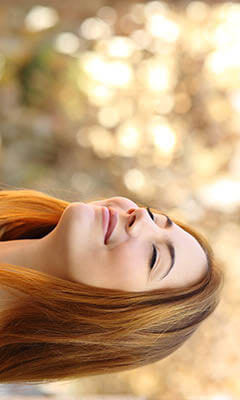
[0,189,224,384]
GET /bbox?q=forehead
[174,222,207,261]
[160,222,208,285]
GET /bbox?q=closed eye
[146,207,158,270]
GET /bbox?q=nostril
[129,215,136,227]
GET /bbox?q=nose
[127,207,165,238]
[128,207,149,221]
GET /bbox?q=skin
[0,196,208,292]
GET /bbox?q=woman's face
[48,196,208,292]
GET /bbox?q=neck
[0,233,66,281]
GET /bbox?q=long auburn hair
[0,189,224,385]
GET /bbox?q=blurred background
[0,0,239,399]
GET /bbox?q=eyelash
[146,207,158,270]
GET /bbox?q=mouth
[104,207,118,244]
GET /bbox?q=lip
[102,207,110,242]
[104,207,118,244]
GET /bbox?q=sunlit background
[0,1,239,400]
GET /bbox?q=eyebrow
[156,215,176,281]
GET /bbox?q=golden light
[186,1,210,22]
[54,32,80,55]
[97,106,120,128]
[229,91,240,113]
[88,126,114,158]
[197,177,240,213]
[204,47,240,88]
[87,85,115,106]
[136,57,175,92]
[148,118,176,155]
[145,14,180,42]
[79,52,133,88]
[147,62,170,91]
[130,29,152,50]
[124,168,146,192]
[79,17,111,40]
[104,36,137,58]
[97,6,117,26]
[115,119,142,156]
[25,5,59,32]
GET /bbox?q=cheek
[107,246,146,286]
[70,241,148,291]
